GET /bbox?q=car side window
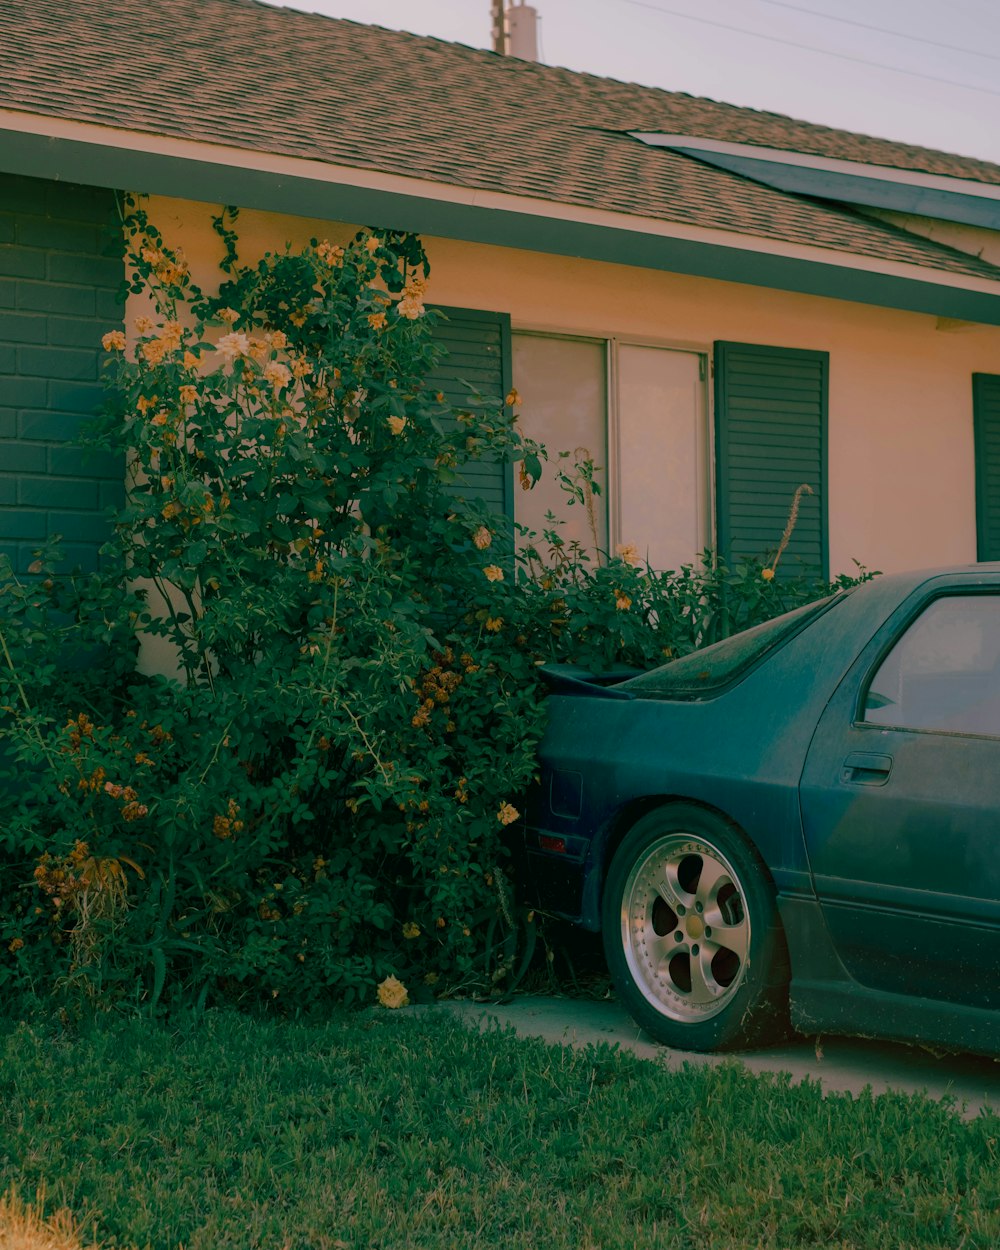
[863,594,1000,735]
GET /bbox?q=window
[511,331,708,569]
[511,333,609,554]
[624,592,843,700]
[864,594,1000,736]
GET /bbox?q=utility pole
[490,0,506,53]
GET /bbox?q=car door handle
[841,752,893,786]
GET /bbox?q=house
[3,0,1000,582]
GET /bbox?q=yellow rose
[497,802,520,826]
[263,361,292,390]
[101,330,126,352]
[387,415,407,436]
[762,567,775,581]
[377,975,409,1009]
[483,565,504,583]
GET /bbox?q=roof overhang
[630,132,1000,231]
[4,111,1000,326]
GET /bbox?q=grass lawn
[0,1007,996,1250]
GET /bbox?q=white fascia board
[4,110,1000,323]
[630,132,1000,231]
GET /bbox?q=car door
[799,586,1000,1009]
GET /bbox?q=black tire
[601,804,789,1052]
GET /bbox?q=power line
[618,0,1000,98]
[752,0,1000,64]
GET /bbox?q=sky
[263,0,1000,165]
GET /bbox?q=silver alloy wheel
[620,832,751,1023]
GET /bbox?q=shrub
[0,210,546,1011]
[0,207,873,1013]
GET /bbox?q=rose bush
[0,208,547,1011]
[0,205,873,1014]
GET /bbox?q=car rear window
[622,593,846,700]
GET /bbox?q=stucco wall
[140,195,1000,578]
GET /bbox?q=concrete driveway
[439,995,1000,1121]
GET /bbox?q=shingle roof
[3,0,1000,283]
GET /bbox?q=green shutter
[973,374,1000,561]
[714,341,828,580]
[426,307,513,520]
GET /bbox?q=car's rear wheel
[602,804,789,1051]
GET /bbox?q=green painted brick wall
[0,173,125,575]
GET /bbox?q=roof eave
[4,115,1000,326]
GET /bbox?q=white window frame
[512,323,715,560]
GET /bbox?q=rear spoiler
[538,664,639,700]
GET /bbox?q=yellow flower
[368,311,387,331]
[217,307,240,324]
[396,294,426,320]
[179,385,198,404]
[387,415,407,436]
[183,350,200,370]
[617,543,639,565]
[263,361,292,390]
[505,388,522,408]
[472,526,492,550]
[160,322,183,351]
[761,567,775,581]
[402,922,421,940]
[134,316,155,335]
[316,240,345,266]
[216,332,250,363]
[289,309,307,328]
[8,937,24,953]
[141,338,168,365]
[269,330,288,349]
[485,617,504,632]
[483,565,504,583]
[365,235,382,254]
[377,975,409,1009]
[614,591,632,611]
[102,330,126,352]
[497,802,520,826]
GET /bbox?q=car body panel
[521,564,1000,1054]
[800,573,1000,1012]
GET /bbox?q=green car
[522,565,1000,1055]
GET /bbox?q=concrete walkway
[437,995,1000,1120]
